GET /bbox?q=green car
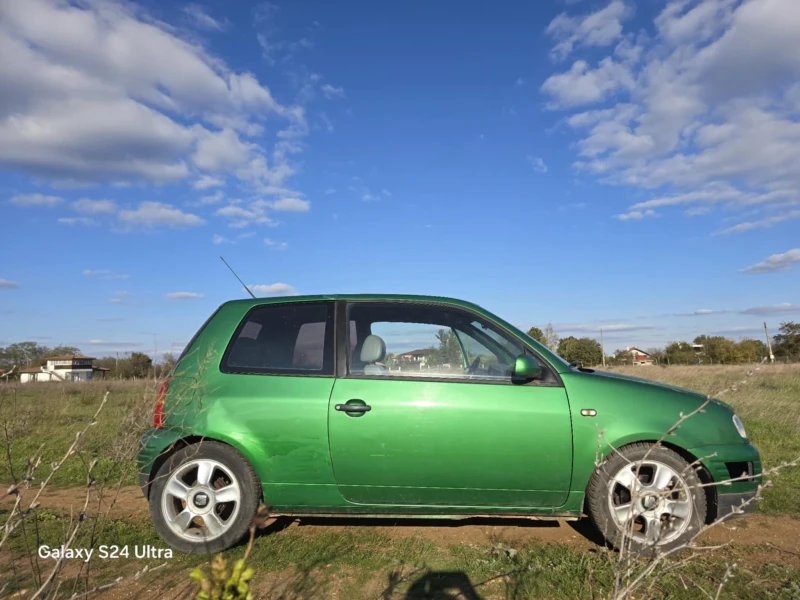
[138,295,761,554]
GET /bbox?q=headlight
[732,414,748,439]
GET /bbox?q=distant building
[625,347,654,366]
[19,355,109,383]
[396,349,429,363]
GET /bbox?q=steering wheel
[467,357,481,375]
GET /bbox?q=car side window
[222,302,334,375]
[346,302,527,383]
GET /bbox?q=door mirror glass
[514,354,543,380]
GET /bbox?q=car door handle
[335,403,371,413]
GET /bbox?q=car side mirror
[514,354,543,380]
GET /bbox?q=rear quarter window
[221,302,335,376]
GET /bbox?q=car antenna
[220,256,257,299]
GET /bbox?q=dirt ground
[4,484,800,558]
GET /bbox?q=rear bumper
[136,428,185,499]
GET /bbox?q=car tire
[149,441,261,554]
[586,443,707,555]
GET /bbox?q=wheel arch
[585,439,717,524]
[144,435,264,502]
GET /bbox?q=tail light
[154,377,171,429]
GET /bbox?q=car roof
[221,293,487,312]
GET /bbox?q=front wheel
[586,443,707,555]
[149,441,261,554]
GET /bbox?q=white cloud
[199,190,225,205]
[264,238,288,250]
[559,323,657,333]
[0,0,306,187]
[165,291,204,300]
[72,198,117,214]
[616,209,656,221]
[717,209,800,234]
[741,248,800,274]
[515,77,526,87]
[544,0,800,233]
[546,0,633,60]
[108,291,130,304]
[324,187,336,195]
[183,4,228,31]
[215,203,276,228]
[11,193,62,207]
[193,128,255,171]
[193,175,225,190]
[541,58,634,108]
[260,197,310,212]
[83,269,129,280]
[212,233,233,244]
[527,156,548,173]
[320,84,345,99]
[250,283,297,296]
[118,202,204,229]
[739,303,800,315]
[674,309,729,317]
[58,217,94,226]
[0,278,19,289]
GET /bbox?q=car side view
[137,295,762,555]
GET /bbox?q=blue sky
[0,0,799,357]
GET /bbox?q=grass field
[1,365,799,599]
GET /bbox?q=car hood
[575,368,708,400]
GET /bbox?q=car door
[327,301,573,508]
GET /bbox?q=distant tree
[614,349,634,365]
[646,347,666,364]
[0,342,50,368]
[735,339,768,363]
[435,328,463,366]
[526,326,547,346]
[128,352,153,379]
[543,323,559,351]
[773,321,800,360]
[693,335,738,364]
[50,345,82,357]
[665,341,696,365]
[157,352,177,377]
[557,336,602,366]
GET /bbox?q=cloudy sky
[0,0,798,356]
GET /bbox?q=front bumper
[717,491,758,519]
[688,442,762,519]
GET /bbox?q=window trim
[220,300,336,377]
[340,300,563,387]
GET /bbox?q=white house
[19,355,109,383]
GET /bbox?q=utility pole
[600,328,606,367]
[764,322,775,363]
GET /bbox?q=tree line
[0,342,176,379]
[526,321,800,366]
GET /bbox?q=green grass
[0,380,156,487]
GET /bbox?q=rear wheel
[149,441,260,554]
[586,443,706,555]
